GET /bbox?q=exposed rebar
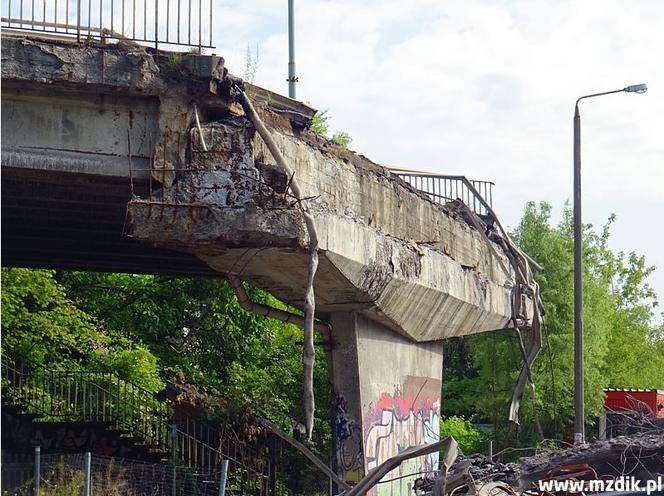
[235,86,319,442]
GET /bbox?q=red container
[603,388,664,418]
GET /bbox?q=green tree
[62,272,332,492]
[440,416,488,455]
[443,202,663,446]
[1,268,162,391]
[2,268,333,493]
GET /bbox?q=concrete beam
[2,85,157,177]
[127,114,520,341]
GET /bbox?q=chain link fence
[1,449,239,495]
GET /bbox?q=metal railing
[174,424,271,496]
[1,352,271,494]
[1,0,213,49]
[2,354,171,448]
[391,169,494,216]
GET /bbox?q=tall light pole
[287,0,297,99]
[573,83,647,445]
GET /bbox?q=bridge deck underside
[2,168,220,277]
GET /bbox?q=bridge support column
[330,312,443,494]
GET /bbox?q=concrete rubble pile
[411,431,664,496]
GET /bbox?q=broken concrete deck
[1,34,531,342]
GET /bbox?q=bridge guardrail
[390,169,494,217]
[1,0,213,49]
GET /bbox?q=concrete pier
[331,313,443,492]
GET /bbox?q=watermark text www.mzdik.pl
[537,475,664,495]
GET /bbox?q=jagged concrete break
[127,104,525,342]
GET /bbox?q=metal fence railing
[391,169,494,217]
[1,351,271,494]
[1,0,213,49]
[2,353,172,449]
[2,450,228,495]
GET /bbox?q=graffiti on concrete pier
[363,377,441,495]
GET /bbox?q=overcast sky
[212,0,664,323]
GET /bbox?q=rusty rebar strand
[235,87,320,442]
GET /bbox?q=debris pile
[414,455,519,495]
[412,431,664,495]
[518,432,664,485]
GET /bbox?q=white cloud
[212,0,664,319]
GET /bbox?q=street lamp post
[573,83,647,445]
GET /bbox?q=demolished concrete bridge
[1,35,541,493]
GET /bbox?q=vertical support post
[154,0,158,49]
[329,313,443,489]
[218,459,229,496]
[573,103,584,445]
[268,437,277,496]
[171,424,177,496]
[599,412,607,441]
[84,451,91,496]
[488,440,493,462]
[287,0,296,99]
[33,446,40,496]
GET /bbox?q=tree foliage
[1,269,332,493]
[440,416,488,455]
[444,202,663,445]
[1,268,162,391]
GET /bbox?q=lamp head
[624,83,648,94]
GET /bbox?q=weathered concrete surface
[330,313,443,492]
[128,113,518,341]
[2,35,532,342]
[1,85,158,176]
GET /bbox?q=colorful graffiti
[363,377,441,495]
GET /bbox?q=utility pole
[287,0,297,99]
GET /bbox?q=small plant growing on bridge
[166,52,183,70]
[310,110,353,149]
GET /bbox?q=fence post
[84,452,92,496]
[218,460,229,496]
[33,446,40,496]
[171,424,177,496]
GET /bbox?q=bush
[440,415,488,455]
